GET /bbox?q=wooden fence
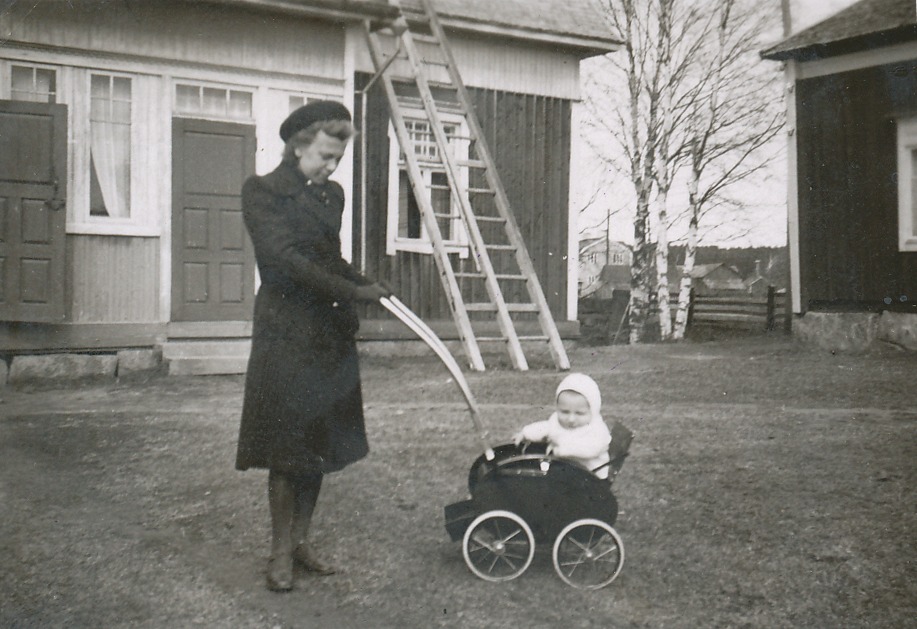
[689,286,786,331]
[578,286,787,344]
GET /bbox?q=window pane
[228,90,252,118]
[431,171,452,238]
[90,74,131,218]
[10,66,56,103]
[202,87,225,115]
[398,170,421,239]
[176,84,200,112]
[289,95,306,112]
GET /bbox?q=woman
[235,100,389,592]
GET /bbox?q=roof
[761,0,917,61]
[407,0,619,55]
[210,0,619,56]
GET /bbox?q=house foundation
[794,311,917,352]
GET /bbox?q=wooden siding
[352,30,582,100]
[0,0,344,80]
[795,59,917,312]
[68,235,160,323]
[353,74,571,322]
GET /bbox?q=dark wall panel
[796,59,917,311]
[353,74,571,321]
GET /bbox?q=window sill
[67,222,162,237]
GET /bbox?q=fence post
[687,287,695,328]
[765,285,776,331]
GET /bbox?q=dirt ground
[1,337,914,628]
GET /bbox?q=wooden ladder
[363,0,569,371]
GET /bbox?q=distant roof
[761,0,917,61]
[213,0,619,56]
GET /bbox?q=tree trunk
[654,187,672,340]
[673,170,700,340]
[629,178,652,344]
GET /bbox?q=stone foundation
[5,349,164,386]
[877,311,917,350]
[794,311,917,352]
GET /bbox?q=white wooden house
[0,0,618,373]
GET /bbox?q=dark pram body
[444,422,634,589]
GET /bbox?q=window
[10,65,56,103]
[174,83,253,121]
[898,117,917,251]
[89,73,132,218]
[387,114,469,255]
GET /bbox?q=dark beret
[279,100,351,142]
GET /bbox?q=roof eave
[437,16,621,58]
[199,0,399,24]
[761,24,917,61]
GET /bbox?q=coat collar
[260,163,308,198]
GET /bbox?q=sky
[572,0,860,249]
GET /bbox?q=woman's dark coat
[235,162,370,475]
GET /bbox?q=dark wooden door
[0,100,67,322]
[171,118,256,322]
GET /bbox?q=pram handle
[379,295,495,461]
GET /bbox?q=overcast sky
[573,0,862,249]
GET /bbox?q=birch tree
[585,0,783,342]
[671,0,784,339]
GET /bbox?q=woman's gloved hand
[353,282,391,303]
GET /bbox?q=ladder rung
[517,335,550,341]
[468,187,495,195]
[494,274,527,280]
[411,33,442,45]
[433,212,460,219]
[475,336,509,342]
[420,58,450,67]
[454,272,485,279]
[505,303,540,312]
[457,159,486,169]
[485,244,516,251]
[474,215,506,223]
[464,302,539,313]
[428,184,450,191]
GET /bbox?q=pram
[381,296,633,589]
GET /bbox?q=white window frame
[172,79,256,123]
[386,110,470,256]
[65,68,160,236]
[897,116,917,252]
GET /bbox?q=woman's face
[295,130,348,184]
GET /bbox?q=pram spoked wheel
[462,510,535,582]
[552,518,624,589]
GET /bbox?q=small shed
[0,0,619,372]
[761,0,917,348]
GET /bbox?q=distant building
[669,263,746,296]
[579,238,631,298]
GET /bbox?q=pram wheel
[462,510,535,582]
[552,518,624,589]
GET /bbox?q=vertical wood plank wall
[796,59,917,311]
[68,235,160,323]
[354,74,571,322]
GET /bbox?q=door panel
[171,118,256,322]
[0,100,67,322]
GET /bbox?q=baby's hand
[545,443,555,456]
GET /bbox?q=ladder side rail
[396,26,529,370]
[363,23,486,371]
[417,0,570,370]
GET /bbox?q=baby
[513,373,612,478]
